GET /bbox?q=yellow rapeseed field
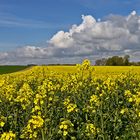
[0,60,140,140]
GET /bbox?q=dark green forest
[95,55,140,66]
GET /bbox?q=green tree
[124,55,130,66]
[106,56,124,66]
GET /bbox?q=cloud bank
[1,11,140,65]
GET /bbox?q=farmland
[0,60,140,140]
[47,65,140,75]
[0,66,29,74]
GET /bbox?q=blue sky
[0,0,139,51]
[0,0,140,64]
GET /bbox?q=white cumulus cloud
[1,11,140,64]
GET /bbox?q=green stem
[100,99,105,140]
[41,129,45,140]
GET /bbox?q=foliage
[0,59,140,140]
[95,55,130,66]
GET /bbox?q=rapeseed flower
[0,131,16,140]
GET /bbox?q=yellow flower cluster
[59,119,74,136]
[15,83,34,110]
[85,123,97,136]
[90,94,100,106]
[67,103,78,113]
[82,59,91,70]
[0,131,16,140]
[20,115,44,139]
[64,98,78,113]
[0,116,5,128]
[0,59,140,139]
[120,108,128,114]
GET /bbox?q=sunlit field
[47,65,140,75]
[0,60,140,140]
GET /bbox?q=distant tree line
[46,64,76,66]
[95,55,140,66]
[27,64,76,66]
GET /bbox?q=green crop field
[0,66,29,74]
